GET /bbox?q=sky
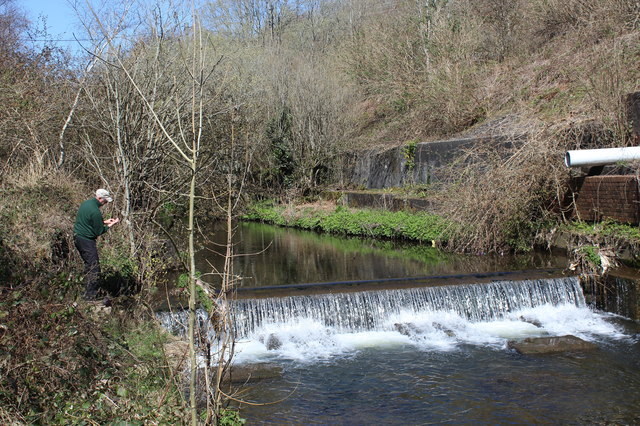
[16,0,94,55]
[20,0,202,54]
[22,0,79,42]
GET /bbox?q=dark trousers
[74,235,101,300]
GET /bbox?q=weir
[158,276,586,339]
[232,277,585,337]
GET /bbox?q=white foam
[510,304,624,340]
[225,304,629,364]
[465,320,543,342]
[334,331,412,349]
[232,338,272,364]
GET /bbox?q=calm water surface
[195,222,567,289]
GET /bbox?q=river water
[162,222,640,424]
[195,222,567,288]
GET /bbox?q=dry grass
[340,0,639,148]
[333,0,639,254]
[0,166,86,270]
[295,199,338,212]
[434,117,623,254]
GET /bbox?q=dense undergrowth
[0,175,177,423]
[1,289,189,424]
[0,276,192,424]
[564,220,640,243]
[561,220,640,270]
[0,174,243,424]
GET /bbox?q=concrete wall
[349,136,517,189]
[627,91,640,145]
[350,145,407,189]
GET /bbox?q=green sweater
[73,198,109,241]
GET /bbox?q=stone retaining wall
[348,135,518,189]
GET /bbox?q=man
[73,188,120,301]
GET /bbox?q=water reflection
[195,221,567,289]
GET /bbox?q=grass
[243,201,450,245]
[563,220,640,242]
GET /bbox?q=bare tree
[0,0,75,174]
[80,0,257,421]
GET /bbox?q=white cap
[96,188,113,203]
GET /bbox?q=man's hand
[104,218,120,227]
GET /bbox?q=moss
[402,139,418,171]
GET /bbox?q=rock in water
[432,322,456,337]
[394,322,419,336]
[518,315,542,328]
[508,335,597,354]
[223,363,283,383]
[265,333,282,350]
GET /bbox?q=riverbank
[243,198,640,265]
[242,200,450,245]
[0,174,244,424]
[0,280,189,423]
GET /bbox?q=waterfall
[156,276,586,340]
[232,277,585,338]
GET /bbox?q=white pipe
[565,147,640,167]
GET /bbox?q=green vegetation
[577,245,602,268]
[563,221,640,243]
[178,271,215,312]
[0,276,244,424]
[402,140,418,172]
[243,221,450,265]
[243,202,450,244]
[0,171,242,423]
[51,321,186,424]
[216,409,246,426]
[562,220,640,268]
[0,274,183,423]
[1,288,243,424]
